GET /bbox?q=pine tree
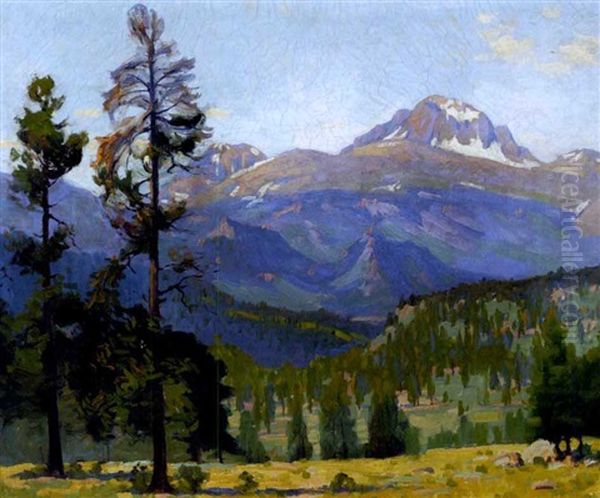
[286,384,313,461]
[263,382,276,434]
[319,374,360,459]
[366,393,407,458]
[92,4,210,491]
[529,306,577,456]
[67,258,130,458]
[167,332,237,464]
[7,76,87,476]
[238,410,267,463]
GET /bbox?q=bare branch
[155,57,195,85]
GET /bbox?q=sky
[1,0,599,190]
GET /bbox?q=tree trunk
[42,186,65,478]
[190,445,203,464]
[147,157,171,492]
[565,436,572,456]
[147,46,172,492]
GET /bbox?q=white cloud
[536,35,598,78]
[205,106,231,120]
[0,139,18,149]
[541,6,561,19]
[75,108,102,119]
[490,34,534,61]
[477,14,597,79]
[477,12,496,24]
[480,26,534,63]
[559,35,599,66]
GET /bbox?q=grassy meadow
[1,443,599,497]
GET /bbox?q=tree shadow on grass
[15,466,388,496]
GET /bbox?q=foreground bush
[177,465,209,493]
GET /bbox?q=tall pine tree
[8,75,87,476]
[92,4,210,491]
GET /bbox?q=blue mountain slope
[187,182,599,318]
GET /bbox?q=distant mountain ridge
[553,148,600,168]
[168,94,598,318]
[167,142,269,199]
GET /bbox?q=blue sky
[1,1,598,189]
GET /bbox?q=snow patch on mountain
[198,143,267,180]
[459,181,485,191]
[439,98,481,122]
[258,181,276,198]
[556,148,600,166]
[230,158,274,179]
[383,128,408,141]
[432,136,538,169]
[372,181,402,193]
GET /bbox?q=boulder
[493,452,524,468]
[412,466,435,475]
[523,439,556,464]
[532,480,557,490]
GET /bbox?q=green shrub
[475,464,488,474]
[90,461,103,475]
[532,456,547,467]
[428,427,455,449]
[177,465,209,493]
[66,462,87,479]
[405,426,422,455]
[329,472,358,492]
[579,443,595,459]
[18,465,46,479]
[129,463,151,493]
[236,471,259,494]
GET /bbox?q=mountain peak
[346,95,540,169]
[422,95,482,122]
[198,143,267,180]
[555,148,600,167]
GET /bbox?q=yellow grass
[1,443,599,497]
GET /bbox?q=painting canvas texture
[0,1,599,496]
